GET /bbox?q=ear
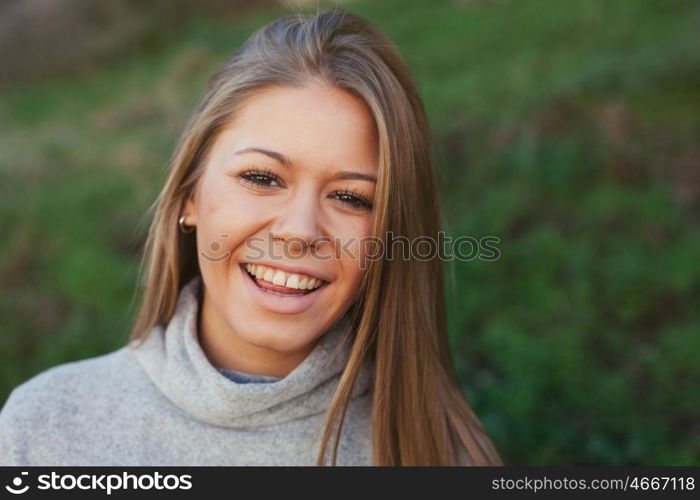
[182,193,198,226]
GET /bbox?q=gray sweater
[0,277,374,466]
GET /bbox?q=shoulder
[0,346,145,464]
[2,346,138,409]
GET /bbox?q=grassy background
[1,0,699,465]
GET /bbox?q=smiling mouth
[241,264,328,297]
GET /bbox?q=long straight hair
[128,7,503,466]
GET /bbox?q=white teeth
[272,270,287,286]
[285,274,300,289]
[245,263,324,290]
[263,268,275,282]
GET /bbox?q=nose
[270,189,327,255]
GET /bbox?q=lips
[243,265,313,295]
[243,263,326,292]
[239,263,328,314]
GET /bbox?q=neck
[196,287,317,378]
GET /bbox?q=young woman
[0,8,503,466]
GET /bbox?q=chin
[238,322,324,353]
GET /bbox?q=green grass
[1,0,699,465]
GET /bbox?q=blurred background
[1,0,698,465]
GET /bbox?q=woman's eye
[237,169,281,188]
[237,172,371,211]
[331,190,373,211]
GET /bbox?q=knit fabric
[0,276,374,466]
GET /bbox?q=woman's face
[183,83,378,372]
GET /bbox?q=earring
[179,215,195,234]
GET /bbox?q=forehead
[214,83,379,172]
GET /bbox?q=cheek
[195,193,266,264]
[335,219,373,287]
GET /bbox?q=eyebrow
[234,147,377,183]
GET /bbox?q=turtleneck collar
[129,276,372,429]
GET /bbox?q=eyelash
[238,168,279,187]
[237,169,373,211]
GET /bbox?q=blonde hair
[129,7,503,466]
